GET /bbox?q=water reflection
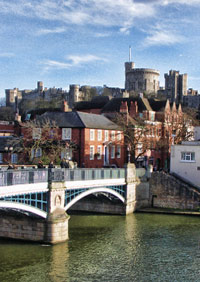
[48,243,69,282]
[1,214,200,282]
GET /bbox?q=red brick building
[21,111,125,168]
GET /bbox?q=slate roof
[78,111,119,130]
[101,97,152,113]
[36,111,120,130]
[148,98,167,112]
[74,96,109,111]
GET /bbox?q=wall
[69,194,125,214]
[0,210,69,244]
[0,211,46,242]
[170,143,200,188]
[149,172,200,210]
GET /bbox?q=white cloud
[144,30,184,46]
[67,54,107,65]
[0,0,155,29]
[94,32,111,38]
[36,27,66,35]
[43,54,107,71]
[43,60,71,70]
[162,0,200,5]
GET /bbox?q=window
[62,128,71,140]
[116,146,121,158]
[137,143,143,154]
[150,112,155,121]
[97,130,102,141]
[33,128,41,139]
[181,152,195,162]
[31,148,42,159]
[111,131,115,141]
[105,130,109,141]
[61,148,72,160]
[0,153,3,163]
[90,129,95,141]
[117,131,121,141]
[49,129,56,139]
[11,153,18,164]
[90,146,94,160]
[111,145,115,159]
[97,145,102,159]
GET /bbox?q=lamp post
[127,146,131,163]
[4,146,13,163]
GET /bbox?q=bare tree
[114,113,154,164]
[21,118,78,164]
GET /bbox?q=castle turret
[37,81,43,93]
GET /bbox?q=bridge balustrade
[0,168,126,186]
[0,169,48,186]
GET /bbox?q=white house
[170,141,200,187]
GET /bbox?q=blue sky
[0,0,200,98]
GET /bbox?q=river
[0,213,200,282]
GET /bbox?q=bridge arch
[64,187,125,211]
[0,201,47,219]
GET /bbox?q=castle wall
[125,67,160,94]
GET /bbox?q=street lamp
[4,146,13,163]
[127,146,131,163]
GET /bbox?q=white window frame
[90,129,95,141]
[105,130,109,141]
[97,130,102,141]
[62,128,71,140]
[117,131,121,141]
[116,146,121,158]
[97,145,102,160]
[90,145,94,160]
[111,145,115,159]
[33,128,41,139]
[11,153,18,164]
[181,152,195,162]
[111,131,115,141]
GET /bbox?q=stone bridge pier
[45,181,69,244]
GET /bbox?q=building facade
[164,70,187,103]
[125,62,160,94]
[170,141,200,188]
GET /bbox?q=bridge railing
[0,169,48,186]
[0,168,126,186]
[50,168,126,182]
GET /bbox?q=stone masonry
[149,171,200,210]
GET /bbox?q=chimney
[120,101,128,114]
[62,100,69,112]
[129,101,138,117]
[15,113,21,122]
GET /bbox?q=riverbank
[137,207,200,216]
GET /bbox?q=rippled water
[0,213,200,282]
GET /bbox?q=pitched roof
[74,96,109,110]
[36,111,120,130]
[36,111,84,128]
[77,111,119,130]
[101,97,152,113]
